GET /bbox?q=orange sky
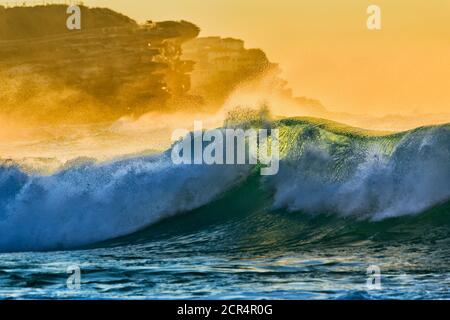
[85,0,450,117]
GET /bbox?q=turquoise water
[0,119,449,299]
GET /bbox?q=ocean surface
[0,118,449,299]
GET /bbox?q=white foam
[0,151,251,252]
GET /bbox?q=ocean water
[0,119,449,299]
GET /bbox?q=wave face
[0,118,449,252]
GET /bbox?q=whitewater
[0,118,449,253]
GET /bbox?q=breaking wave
[0,118,449,252]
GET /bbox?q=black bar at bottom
[0,300,448,318]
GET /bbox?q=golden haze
[85,0,450,117]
